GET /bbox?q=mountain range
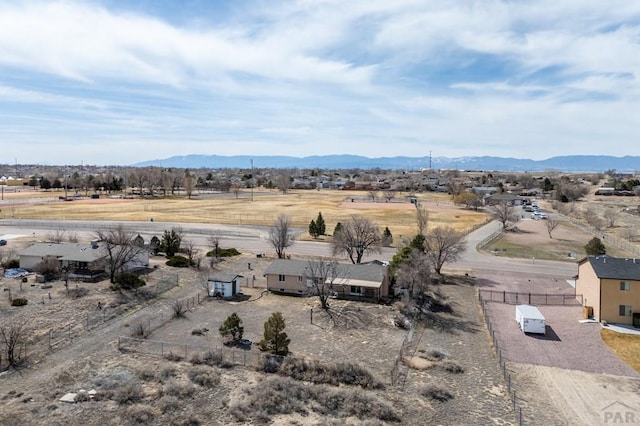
[133,154,640,173]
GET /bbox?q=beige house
[264,259,389,302]
[576,255,640,326]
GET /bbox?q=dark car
[0,239,7,246]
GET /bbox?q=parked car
[0,239,7,246]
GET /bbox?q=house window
[619,305,633,317]
[350,286,362,296]
[278,274,286,282]
[620,282,630,291]
[297,276,303,282]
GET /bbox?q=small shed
[207,273,243,299]
[515,305,546,334]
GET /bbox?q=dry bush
[258,354,284,373]
[93,368,136,390]
[425,349,448,361]
[403,356,434,371]
[187,366,220,388]
[159,395,180,414]
[230,376,399,423]
[421,385,453,402]
[163,380,196,399]
[136,367,157,382]
[172,300,188,318]
[124,404,157,424]
[441,361,464,374]
[164,351,184,362]
[276,357,384,389]
[113,383,144,405]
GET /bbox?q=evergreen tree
[333,222,342,236]
[160,229,182,257]
[219,312,244,343]
[259,312,290,356]
[40,177,51,190]
[585,237,606,255]
[308,219,319,239]
[382,227,393,246]
[316,212,326,235]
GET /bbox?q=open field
[484,216,634,260]
[0,190,488,244]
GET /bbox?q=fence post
[161,342,164,357]
[528,293,531,304]
[503,290,506,303]
[118,336,120,350]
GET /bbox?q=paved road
[0,219,397,262]
[1,218,578,278]
[445,219,578,278]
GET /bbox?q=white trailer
[515,305,546,334]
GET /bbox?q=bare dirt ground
[0,253,517,425]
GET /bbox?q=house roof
[208,273,243,283]
[582,255,640,281]
[264,259,386,283]
[485,192,521,201]
[20,242,106,263]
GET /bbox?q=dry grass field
[0,189,488,243]
[601,329,640,373]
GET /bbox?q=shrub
[163,380,196,398]
[426,349,447,361]
[205,248,241,258]
[113,383,144,405]
[164,351,184,362]
[219,312,244,343]
[166,255,191,267]
[441,361,464,374]
[159,396,180,414]
[136,368,157,382]
[187,366,220,388]
[277,357,383,389]
[172,299,188,318]
[115,273,146,290]
[11,298,28,307]
[259,312,290,356]
[124,404,157,423]
[3,259,19,269]
[421,385,453,402]
[585,237,606,255]
[259,355,284,373]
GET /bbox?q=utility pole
[429,150,432,170]
[64,166,68,200]
[250,159,254,202]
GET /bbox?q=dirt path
[510,363,640,425]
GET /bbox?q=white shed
[207,273,243,299]
[515,305,546,334]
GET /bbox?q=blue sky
[1,1,640,165]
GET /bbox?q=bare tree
[182,238,197,266]
[368,190,378,202]
[95,225,148,284]
[46,228,67,243]
[184,169,195,199]
[268,213,295,259]
[304,259,345,310]
[331,215,382,264]
[584,207,605,231]
[621,227,637,242]
[230,182,241,199]
[382,190,396,203]
[603,209,619,228]
[492,202,518,229]
[424,226,466,275]
[416,204,429,236]
[208,234,221,265]
[0,321,28,368]
[545,219,559,238]
[275,170,292,194]
[396,249,431,303]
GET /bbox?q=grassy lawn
[601,329,640,373]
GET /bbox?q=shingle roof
[20,242,106,263]
[208,273,243,283]
[264,259,386,282]
[585,255,640,280]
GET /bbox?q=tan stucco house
[576,255,640,326]
[264,259,390,302]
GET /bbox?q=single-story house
[484,192,523,206]
[19,241,149,280]
[576,255,640,326]
[207,273,243,298]
[264,259,390,302]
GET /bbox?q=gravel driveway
[485,302,638,377]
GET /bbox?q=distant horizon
[2,2,640,164]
